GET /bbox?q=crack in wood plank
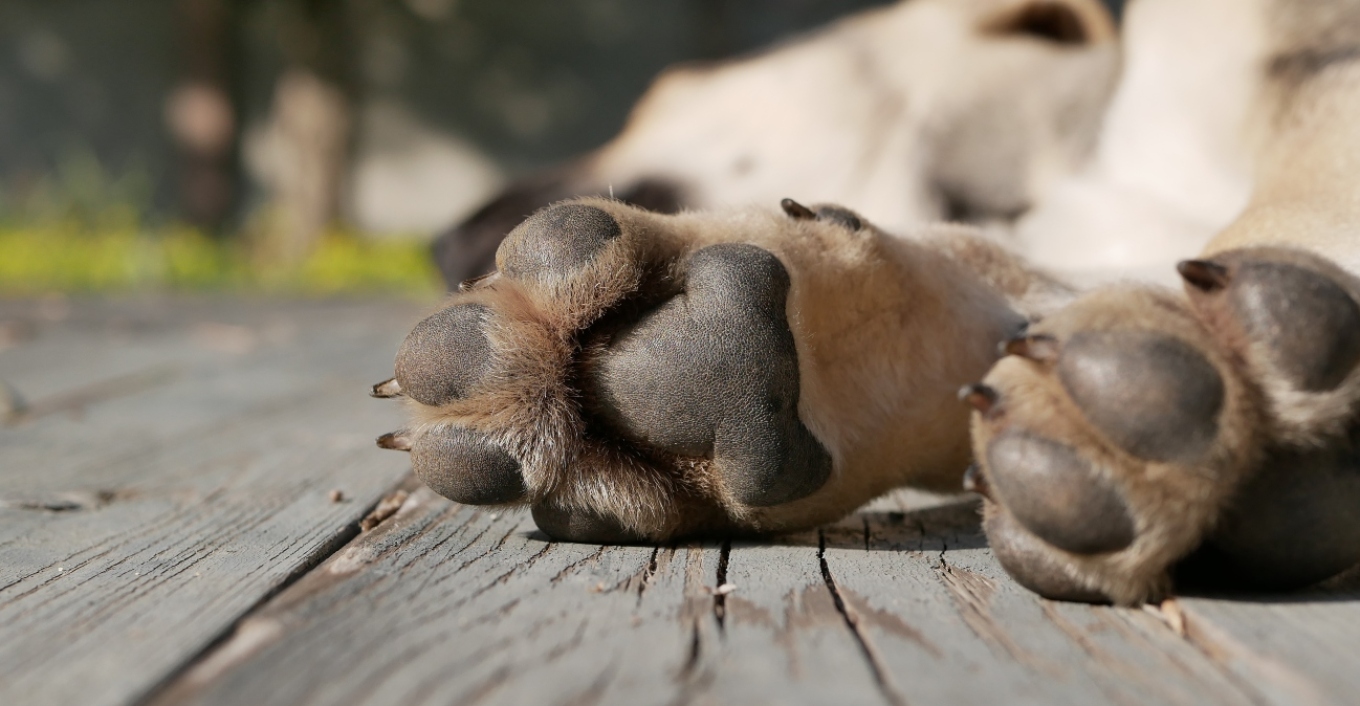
[550,545,607,584]
[819,530,909,706]
[714,540,731,632]
[670,547,721,705]
[133,484,440,703]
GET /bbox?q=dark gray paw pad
[498,203,622,279]
[984,510,1110,603]
[590,243,832,507]
[411,427,525,505]
[531,504,646,543]
[395,303,493,406]
[1188,258,1360,392]
[1199,444,1360,589]
[1058,331,1223,463]
[986,432,1136,555]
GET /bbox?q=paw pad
[497,203,622,279]
[589,243,831,507]
[395,303,493,406]
[1182,252,1360,392]
[1197,443,1360,588]
[983,509,1110,603]
[411,427,525,505]
[1057,331,1224,463]
[985,432,1136,555]
[531,503,646,543]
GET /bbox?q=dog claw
[377,431,413,451]
[959,383,999,414]
[458,271,499,292]
[371,377,403,398]
[1001,334,1059,363]
[780,198,816,220]
[1177,259,1231,292]
[963,463,991,498]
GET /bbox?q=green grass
[0,222,444,297]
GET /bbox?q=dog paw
[965,247,1360,604]
[375,198,1022,542]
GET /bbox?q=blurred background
[0,0,907,296]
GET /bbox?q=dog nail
[458,271,499,292]
[377,431,413,451]
[959,383,999,414]
[1001,334,1059,363]
[370,377,403,398]
[963,463,991,499]
[1177,259,1231,292]
[780,198,816,220]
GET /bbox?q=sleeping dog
[375,0,1360,605]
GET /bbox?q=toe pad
[498,204,622,279]
[396,304,493,406]
[986,432,1136,555]
[1229,260,1360,392]
[412,427,525,505]
[1058,331,1223,463]
[532,504,646,543]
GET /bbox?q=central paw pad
[588,244,831,507]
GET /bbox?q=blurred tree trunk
[693,0,736,59]
[167,0,240,231]
[258,0,355,264]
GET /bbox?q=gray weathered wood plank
[0,297,424,706]
[151,487,900,706]
[1175,586,1360,706]
[157,488,1360,706]
[152,488,711,706]
[820,501,1263,706]
[6,296,1360,706]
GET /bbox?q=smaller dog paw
[965,248,1360,603]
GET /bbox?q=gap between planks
[132,474,423,706]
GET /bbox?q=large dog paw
[374,198,1025,541]
[965,247,1360,604]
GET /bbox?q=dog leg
[375,198,1052,540]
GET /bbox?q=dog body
[387,0,1360,604]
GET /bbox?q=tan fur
[965,0,1360,602]
[972,286,1270,603]
[404,199,1051,538]
[386,0,1360,599]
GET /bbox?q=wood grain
[0,297,424,706]
[4,297,1359,706]
[156,491,1360,706]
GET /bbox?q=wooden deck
[2,296,1357,706]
